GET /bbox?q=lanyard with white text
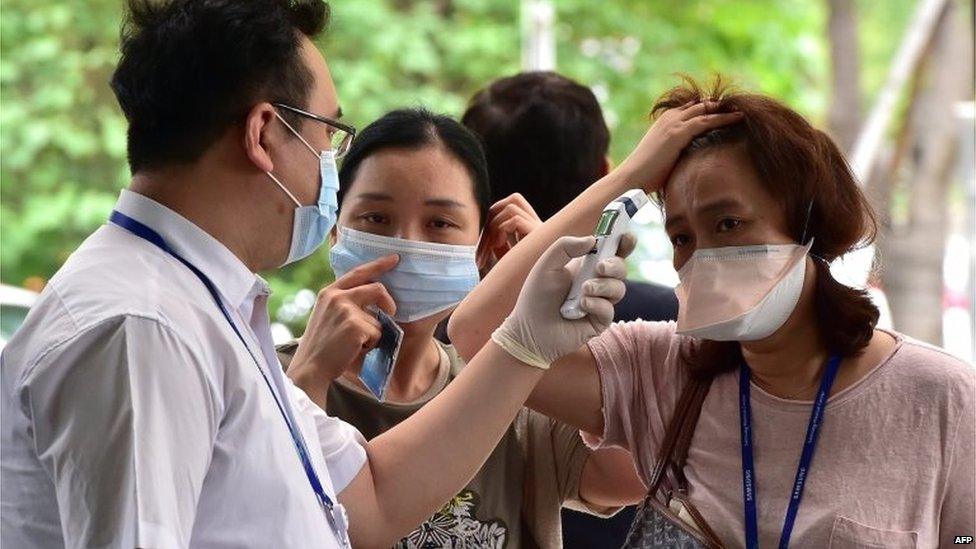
[109,210,350,547]
[739,353,841,549]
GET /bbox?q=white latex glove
[491,235,629,369]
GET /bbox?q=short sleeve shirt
[1,190,367,548]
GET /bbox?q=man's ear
[244,102,278,173]
[328,225,339,247]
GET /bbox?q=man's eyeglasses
[273,103,356,159]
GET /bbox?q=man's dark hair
[461,71,610,220]
[338,108,491,228]
[111,0,330,173]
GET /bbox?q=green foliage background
[1,0,914,333]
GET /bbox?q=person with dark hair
[462,71,679,547]
[277,108,646,548]
[450,77,975,546]
[0,2,635,547]
[463,71,678,324]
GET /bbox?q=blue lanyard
[739,353,841,549]
[109,211,348,544]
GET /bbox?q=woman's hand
[616,101,743,194]
[287,255,398,407]
[477,193,543,271]
[491,235,629,369]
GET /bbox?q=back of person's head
[462,71,609,220]
[653,76,880,375]
[338,108,491,227]
[111,0,330,173]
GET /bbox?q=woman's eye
[430,218,457,229]
[670,234,690,248]
[360,213,387,224]
[716,218,741,232]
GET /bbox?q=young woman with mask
[278,108,653,548]
[449,78,975,547]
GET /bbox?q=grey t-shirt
[278,341,614,548]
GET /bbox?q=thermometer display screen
[594,210,620,236]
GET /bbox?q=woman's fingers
[333,254,399,290]
[354,316,383,350]
[488,192,530,217]
[678,100,721,120]
[685,111,744,132]
[497,214,536,239]
[344,281,397,317]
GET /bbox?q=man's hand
[477,193,543,271]
[286,254,398,408]
[616,101,743,193]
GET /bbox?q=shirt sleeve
[538,414,621,518]
[583,320,685,455]
[20,316,219,549]
[288,382,367,494]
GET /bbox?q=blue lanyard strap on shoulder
[739,353,842,549]
[109,211,335,512]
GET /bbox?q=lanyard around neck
[739,353,841,549]
[109,210,349,545]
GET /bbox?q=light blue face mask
[267,112,340,266]
[330,227,480,323]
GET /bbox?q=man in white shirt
[0,1,635,547]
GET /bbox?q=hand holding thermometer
[560,189,649,320]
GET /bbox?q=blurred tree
[827,0,862,151]
[1,1,127,286]
[0,0,917,334]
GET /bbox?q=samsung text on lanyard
[739,354,841,549]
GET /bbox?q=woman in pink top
[450,77,975,547]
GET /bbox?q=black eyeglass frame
[273,102,356,157]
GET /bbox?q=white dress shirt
[1,190,367,548]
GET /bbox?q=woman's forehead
[663,147,781,221]
[349,146,478,204]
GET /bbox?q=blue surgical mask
[267,113,340,266]
[330,227,480,323]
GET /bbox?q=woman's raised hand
[616,101,743,194]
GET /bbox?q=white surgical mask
[330,227,480,323]
[674,240,813,341]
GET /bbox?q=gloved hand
[491,235,630,369]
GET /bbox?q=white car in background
[1,284,39,350]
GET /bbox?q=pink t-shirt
[586,321,975,548]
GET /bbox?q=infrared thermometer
[560,189,649,320]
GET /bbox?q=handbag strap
[643,375,722,548]
[672,379,711,491]
[648,376,712,497]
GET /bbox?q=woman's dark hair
[338,108,492,227]
[652,76,880,378]
[461,71,610,220]
[111,0,330,173]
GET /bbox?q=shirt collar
[114,189,262,309]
